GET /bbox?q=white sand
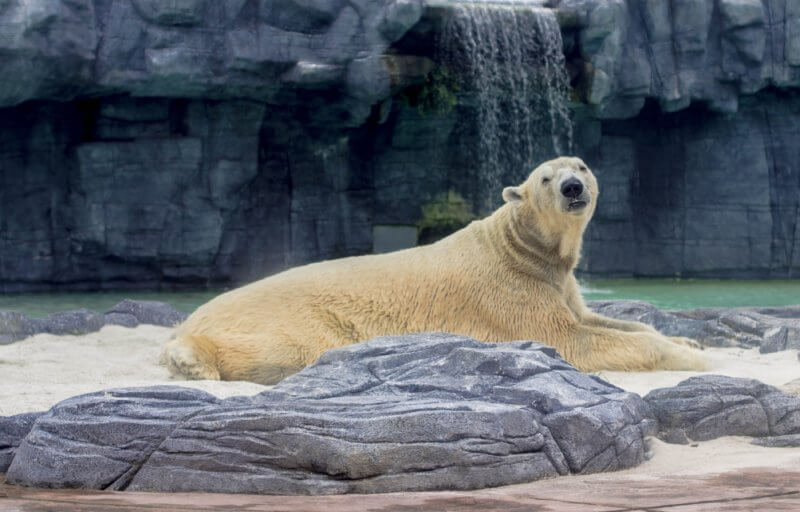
[610,436,800,479]
[597,346,800,396]
[0,325,270,417]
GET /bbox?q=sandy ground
[598,345,800,396]
[0,325,271,417]
[1,325,798,480]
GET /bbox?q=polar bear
[163,156,706,384]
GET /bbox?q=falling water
[441,1,573,211]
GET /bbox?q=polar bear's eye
[579,165,588,172]
[542,177,551,184]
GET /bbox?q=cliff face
[0,0,798,291]
[558,0,800,277]
[0,0,426,290]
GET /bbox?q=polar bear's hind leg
[161,335,221,381]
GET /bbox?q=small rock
[751,434,800,448]
[104,312,140,328]
[40,309,105,336]
[0,310,37,345]
[0,412,44,473]
[645,375,800,443]
[105,300,186,327]
[760,326,788,353]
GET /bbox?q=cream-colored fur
[164,156,707,384]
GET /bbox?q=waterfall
[441,1,573,211]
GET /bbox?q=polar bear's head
[502,156,598,222]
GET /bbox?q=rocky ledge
[2,331,800,494]
[2,333,654,493]
[0,300,186,345]
[589,300,800,352]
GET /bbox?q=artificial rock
[3,333,656,493]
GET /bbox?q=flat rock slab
[2,333,655,494]
[2,468,799,511]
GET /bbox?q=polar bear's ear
[502,186,523,203]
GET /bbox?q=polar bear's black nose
[561,178,583,198]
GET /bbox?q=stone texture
[0,301,186,341]
[577,93,800,278]
[0,412,43,473]
[0,0,425,291]
[589,300,800,348]
[751,433,800,447]
[645,375,800,443]
[0,311,38,345]
[104,300,187,328]
[559,0,800,278]
[37,309,105,336]
[3,333,657,494]
[560,0,800,116]
[0,0,799,288]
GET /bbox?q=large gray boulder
[645,375,800,445]
[4,333,656,494]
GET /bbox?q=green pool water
[581,279,800,310]
[0,280,798,318]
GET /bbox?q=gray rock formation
[0,0,427,291]
[0,300,186,344]
[3,333,657,494]
[0,412,42,473]
[104,299,187,328]
[645,375,800,445]
[556,0,800,116]
[553,0,800,278]
[0,311,39,345]
[590,300,800,349]
[1,0,799,290]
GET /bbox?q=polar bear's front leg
[566,325,708,372]
[579,311,659,334]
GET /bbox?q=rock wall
[578,91,800,277]
[559,0,800,277]
[0,0,427,290]
[1,0,799,290]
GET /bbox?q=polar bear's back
[174,226,492,377]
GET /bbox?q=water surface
[581,279,800,310]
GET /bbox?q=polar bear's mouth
[567,200,587,211]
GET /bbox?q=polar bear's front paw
[669,336,704,350]
[661,343,709,371]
